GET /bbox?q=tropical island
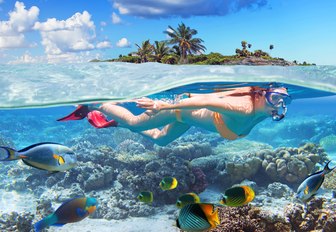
[91,23,314,66]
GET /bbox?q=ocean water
[0,63,336,232]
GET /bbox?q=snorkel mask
[265,90,292,121]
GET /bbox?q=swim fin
[57,105,90,121]
[87,110,118,128]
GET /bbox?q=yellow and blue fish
[137,191,153,203]
[176,193,200,208]
[0,142,77,173]
[219,185,255,207]
[176,203,220,231]
[34,197,97,232]
[296,161,334,203]
[159,177,178,191]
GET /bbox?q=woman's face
[265,88,291,107]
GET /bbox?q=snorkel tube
[271,99,287,121]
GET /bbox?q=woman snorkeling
[58,86,291,146]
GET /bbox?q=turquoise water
[0,63,336,231]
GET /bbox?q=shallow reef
[0,123,335,231]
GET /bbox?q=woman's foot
[87,111,118,128]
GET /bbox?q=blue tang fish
[0,142,77,173]
[296,161,334,203]
[34,197,97,232]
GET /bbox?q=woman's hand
[136,98,170,111]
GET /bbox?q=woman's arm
[136,95,254,115]
[180,87,254,98]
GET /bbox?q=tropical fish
[176,193,200,208]
[176,203,220,231]
[0,142,76,173]
[137,191,153,203]
[296,161,334,203]
[34,197,97,232]
[219,185,255,207]
[159,177,178,191]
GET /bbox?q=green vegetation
[164,22,206,64]
[91,23,314,66]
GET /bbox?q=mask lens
[267,92,291,106]
[269,93,282,105]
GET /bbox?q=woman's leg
[141,122,191,146]
[98,103,177,132]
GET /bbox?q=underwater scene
[0,63,336,232]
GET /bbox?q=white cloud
[0,1,39,48]
[34,11,96,56]
[111,12,122,24]
[8,51,40,64]
[116,37,130,48]
[96,41,112,49]
[100,21,107,27]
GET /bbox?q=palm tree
[269,44,274,51]
[248,44,252,49]
[164,23,206,64]
[153,41,170,63]
[135,40,153,63]
[171,45,181,57]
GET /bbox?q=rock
[266,182,294,198]
[285,173,298,183]
[308,154,320,163]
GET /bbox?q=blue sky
[0,0,335,64]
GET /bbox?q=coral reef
[209,205,291,232]
[319,134,336,153]
[189,167,208,193]
[191,140,270,187]
[285,198,336,232]
[0,212,34,232]
[265,182,293,198]
[255,143,329,185]
[323,170,336,190]
[156,140,213,161]
[192,141,328,188]
[91,189,156,220]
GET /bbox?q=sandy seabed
[48,214,180,232]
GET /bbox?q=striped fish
[176,203,220,231]
[296,161,334,203]
[219,185,255,207]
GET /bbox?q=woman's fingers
[136,98,155,108]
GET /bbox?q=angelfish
[34,197,97,232]
[296,161,334,203]
[0,142,77,173]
